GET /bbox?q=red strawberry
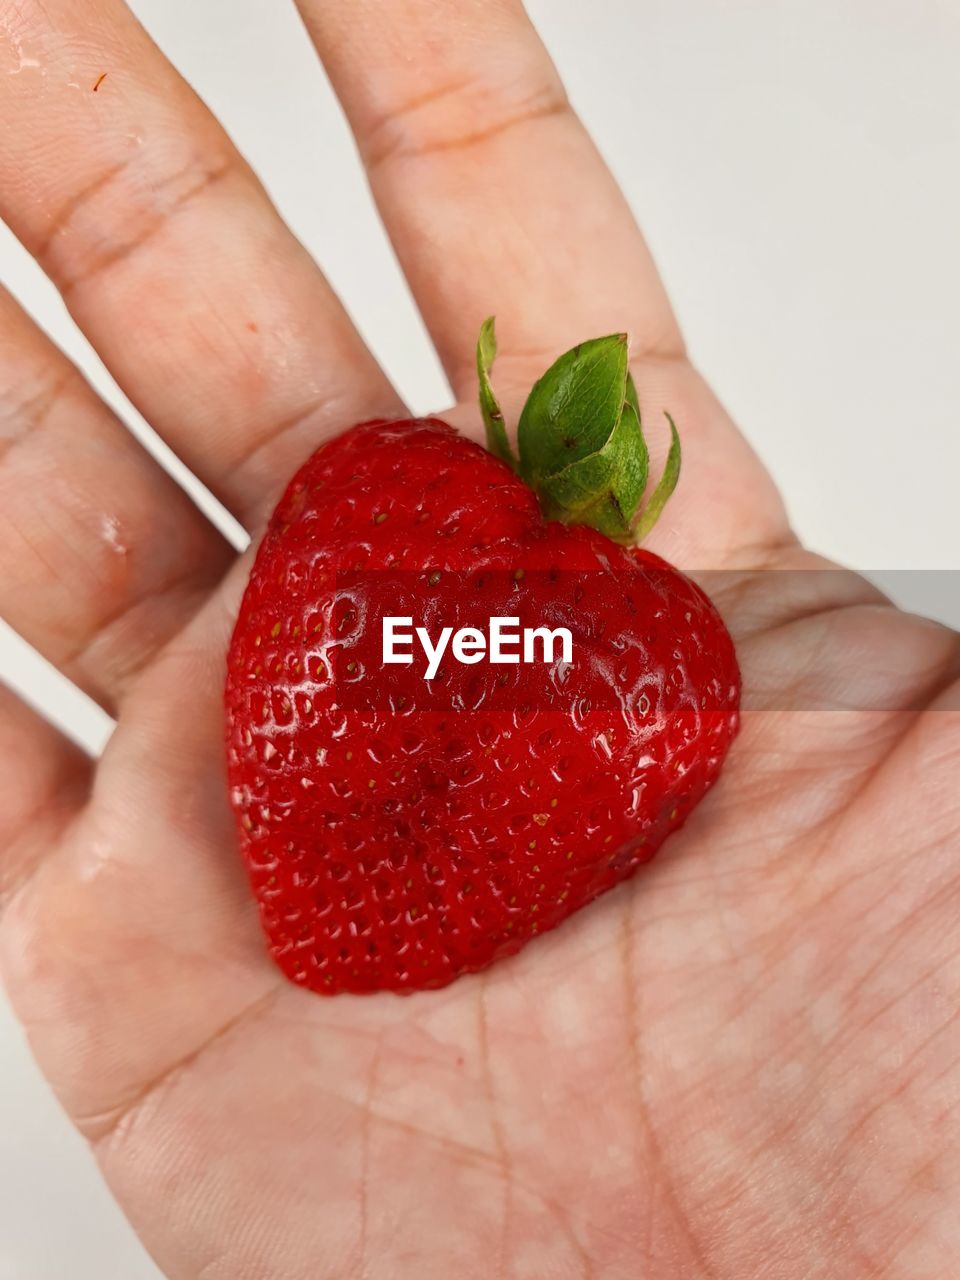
[225,324,740,994]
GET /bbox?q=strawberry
[225,323,740,994]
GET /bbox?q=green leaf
[625,371,642,423]
[632,412,682,541]
[515,333,654,539]
[538,395,649,538]
[476,317,517,469]
[474,322,682,543]
[517,334,630,486]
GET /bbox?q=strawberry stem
[475,319,681,543]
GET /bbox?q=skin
[0,1,957,1276]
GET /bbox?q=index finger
[295,0,684,395]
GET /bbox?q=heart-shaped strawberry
[225,324,740,994]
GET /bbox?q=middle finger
[0,0,403,528]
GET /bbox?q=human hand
[1,2,957,1277]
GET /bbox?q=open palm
[1,2,957,1277]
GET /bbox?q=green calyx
[476,317,681,543]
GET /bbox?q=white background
[1,1,958,1276]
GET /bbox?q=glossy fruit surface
[225,417,740,994]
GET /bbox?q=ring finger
[0,284,231,713]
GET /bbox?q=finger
[295,0,683,395]
[298,0,792,565]
[0,284,232,713]
[0,681,89,915]
[441,354,791,568]
[0,0,402,528]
